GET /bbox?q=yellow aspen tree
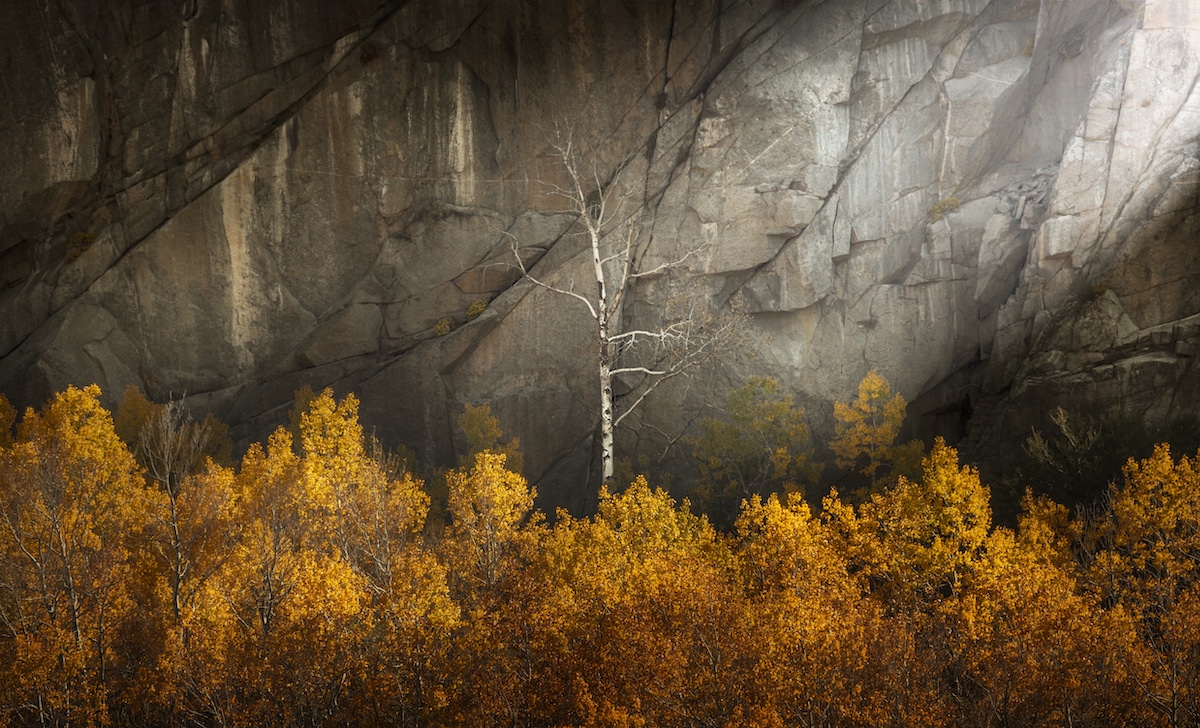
[1159,585,1200,725]
[296,389,367,550]
[691,376,820,525]
[123,459,240,725]
[285,383,318,444]
[1014,494,1144,723]
[127,393,240,646]
[0,385,142,726]
[520,512,615,726]
[198,428,310,723]
[113,383,157,447]
[618,548,747,728]
[566,478,750,728]
[110,386,239,721]
[856,611,951,727]
[457,402,523,473]
[449,527,579,728]
[813,489,935,724]
[187,414,370,726]
[359,544,459,727]
[227,429,306,644]
[263,551,368,726]
[826,437,991,607]
[942,525,1120,726]
[735,493,872,725]
[830,369,923,491]
[441,452,557,726]
[1084,444,1200,725]
[444,451,539,593]
[298,389,460,724]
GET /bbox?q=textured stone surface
[1,0,1198,509]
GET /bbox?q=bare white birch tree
[510,135,749,482]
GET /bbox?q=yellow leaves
[354,537,458,721]
[0,392,14,448]
[597,476,714,560]
[1074,444,1200,722]
[457,402,523,473]
[1110,443,1200,584]
[13,382,1200,725]
[735,492,854,601]
[336,465,430,589]
[16,384,142,508]
[113,383,156,447]
[114,385,232,486]
[1083,443,1200,623]
[691,376,818,524]
[734,494,881,725]
[276,549,368,653]
[445,451,539,591]
[828,438,990,604]
[237,428,304,533]
[0,384,142,726]
[296,389,366,541]
[831,369,923,491]
[299,388,365,470]
[832,370,901,464]
[139,457,239,633]
[286,383,318,443]
[941,524,1133,726]
[2,384,141,566]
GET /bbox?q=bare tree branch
[509,126,752,482]
[504,227,600,320]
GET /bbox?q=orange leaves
[735,493,881,725]
[736,492,854,601]
[1108,444,1200,592]
[944,527,1117,725]
[1080,444,1200,724]
[9,383,1200,726]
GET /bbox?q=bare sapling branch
[510,127,751,483]
[504,226,599,320]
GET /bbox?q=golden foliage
[457,402,522,473]
[0,394,16,449]
[445,451,539,591]
[4,384,1200,726]
[0,385,142,726]
[692,376,820,524]
[831,369,923,493]
[828,437,991,605]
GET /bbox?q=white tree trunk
[599,325,614,482]
[510,135,744,487]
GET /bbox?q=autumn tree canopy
[1,381,1198,727]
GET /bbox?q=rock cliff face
[2,0,1197,509]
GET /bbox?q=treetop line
[1,381,1199,726]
